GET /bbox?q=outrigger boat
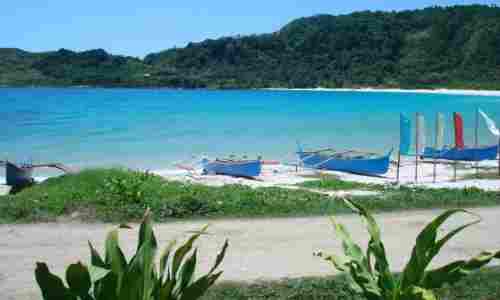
[297,146,393,176]
[5,161,34,188]
[1,160,73,189]
[422,145,498,161]
[201,158,262,178]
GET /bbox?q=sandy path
[2,207,500,300]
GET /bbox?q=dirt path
[2,207,500,300]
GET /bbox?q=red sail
[453,112,465,149]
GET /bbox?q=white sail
[416,113,426,154]
[479,109,499,137]
[435,113,445,149]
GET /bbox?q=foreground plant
[316,198,500,300]
[35,210,228,300]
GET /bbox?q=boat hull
[298,151,392,175]
[422,145,498,161]
[202,160,262,178]
[6,162,34,187]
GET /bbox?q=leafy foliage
[1,5,500,89]
[1,168,499,223]
[35,210,228,300]
[316,198,500,300]
[299,174,384,191]
[201,267,500,300]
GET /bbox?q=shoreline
[2,85,500,96]
[2,158,499,192]
[264,87,500,97]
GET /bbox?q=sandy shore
[265,87,500,97]
[2,207,499,300]
[156,157,500,192]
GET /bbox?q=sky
[1,0,498,57]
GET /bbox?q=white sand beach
[265,87,500,97]
[156,157,500,194]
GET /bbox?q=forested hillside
[1,5,500,89]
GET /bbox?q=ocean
[1,87,500,177]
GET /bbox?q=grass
[0,168,499,223]
[298,174,385,191]
[462,171,500,180]
[201,267,500,300]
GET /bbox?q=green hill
[1,5,500,89]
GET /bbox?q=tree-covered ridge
[1,5,500,89]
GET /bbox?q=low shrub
[35,210,229,300]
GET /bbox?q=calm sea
[1,88,500,176]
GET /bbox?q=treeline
[1,5,500,89]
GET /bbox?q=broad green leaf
[177,249,198,292]
[88,241,106,268]
[179,272,223,300]
[35,262,76,300]
[88,265,111,283]
[330,216,364,264]
[423,250,500,289]
[119,236,157,300]
[104,229,128,294]
[159,240,177,281]
[93,272,118,300]
[137,209,158,252]
[208,239,229,275]
[400,209,478,290]
[347,262,381,300]
[171,225,208,279]
[66,262,92,297]
[346,198,396,295]
[159,279,176,299]
[401,286,437,300]
[105,230,127,275]
[318,252,350,272]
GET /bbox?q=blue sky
[1,0,498,57]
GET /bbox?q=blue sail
[400,113,411,155]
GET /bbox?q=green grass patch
[0,168,499,223]
[462,171,500,180]
[202,267,500,300]
[299,174,384,191]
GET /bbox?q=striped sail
[399,113,411,155]
[435,113,445,149]
[416,113,426,155]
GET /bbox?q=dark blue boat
[422,144,498,161]
[201,159,262,178]
[5,161,34,188]
[297,148,393,176]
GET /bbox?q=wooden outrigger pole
[475,107,479,178]
[498,135,500,176]
[415,113,420,183]
[396,150,401,184]
[433,114,437,183]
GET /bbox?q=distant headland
[1,5,499,90]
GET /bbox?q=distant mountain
[1,5,500,89]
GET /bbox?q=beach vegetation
[299,174,385,191]
[1,168,499,223]
[315,198,500,300]
[35,210,228,300]
[200,267,500,299]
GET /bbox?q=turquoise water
[1,88,500,174]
